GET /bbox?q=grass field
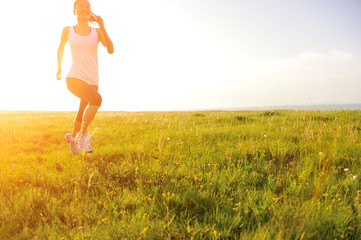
[0,110,360,239]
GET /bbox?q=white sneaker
[75,133,93,153]
[64,133,79,154]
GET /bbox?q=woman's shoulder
[62,26,71,34]
[60,26,71,42]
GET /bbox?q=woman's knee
[91,93,102,106]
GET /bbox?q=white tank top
[67,26,99,86]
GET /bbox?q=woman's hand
[92,14,104,29]
[56,68,62,80]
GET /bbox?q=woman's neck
[76,19,89,28]
[74,19,91,36]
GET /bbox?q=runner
[56,0,114,153]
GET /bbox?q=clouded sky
[1,0,360,111]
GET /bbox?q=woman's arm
[57,27,69,80]
[95,16,114,54]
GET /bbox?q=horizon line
[1,103,361,112]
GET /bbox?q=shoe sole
[78,149,93,153]
[78,147,93,153]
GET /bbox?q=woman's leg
[72,99,88,138]
[81,105,100,134]
[67,78,102,134]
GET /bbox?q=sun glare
[0,0,360,111]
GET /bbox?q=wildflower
[167,137,170,141]
[78,226,83,230]
[266,161,269,164]
[319,152,323,155]
[344,168,349,171]
[353,175,357,180]
[264,134,267,138]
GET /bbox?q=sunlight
[0,0,360,111]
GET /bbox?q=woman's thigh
[66,78,102,106]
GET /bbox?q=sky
[0,0,360,111]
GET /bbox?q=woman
[57,0,113,154]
